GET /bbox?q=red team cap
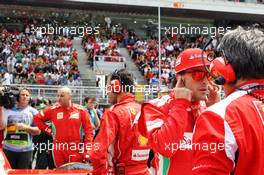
[175,48,210,73]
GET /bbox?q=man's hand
[83,152,93,164]
[44,126,52,136]
[206,82,221,107]
[16,123,29,131]
[173,76,193,101]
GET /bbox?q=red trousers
[52,142,84,167]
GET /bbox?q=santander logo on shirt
[179,132,193,150]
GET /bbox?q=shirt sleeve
[142,98,191,158]
[33,107,51,133]
[192,111,235,175]
[81,109,94,143]
[88,110,119,172]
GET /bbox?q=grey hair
[218,26,264,81]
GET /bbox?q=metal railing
[7,84,162,105]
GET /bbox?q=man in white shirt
[2,70,12,86]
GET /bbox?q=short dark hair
[84,96,96,104]
[110,69,135,93]
[218,26,264,81]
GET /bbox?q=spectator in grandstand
[1,70,12,85]
[27,73,36,84]
[192,27,264,175]
[149,74,159,86]
[138,48,220,175]
[67,76,75,87]
[0,88,41,169]
[33,87,94,167]
[45,74,55,85]
[58,71,68,86]
[86,69,150,175]
[83,97,100,138]
[75,77,83,86]
[35,69,45,85]
[6,54,16,73]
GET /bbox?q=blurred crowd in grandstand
[1,3,263,88]
[82,22,219,86]
[129,35,219,86]
[0,29,82,86]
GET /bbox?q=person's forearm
[93,109,100,129]
[0,106,5,130]
[25,126,41,135]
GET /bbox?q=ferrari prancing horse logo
[138,135,148,146]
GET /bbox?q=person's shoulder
[27,106,38,113]
[147,94,172,108]
[204,90,247,119]
[73,103,86,111]
[48,102,61,110]
[110,101,140,116]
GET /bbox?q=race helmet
[174,48,210,73]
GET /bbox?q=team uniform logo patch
[57,112,63,119]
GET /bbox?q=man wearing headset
[0,88,41,169]
[192,27,264,175]
[138,48,220,175]
[86,69,150,175]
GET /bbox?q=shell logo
[138,135,148,146]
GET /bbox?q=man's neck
[224,79,258,95]
[116,93,125,103]
[116,93,130,103]
[17,103,27,109]
[61,101,72,108]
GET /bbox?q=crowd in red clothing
[0,28,81,86]
[130,35,218,86]
[82,32,126,68]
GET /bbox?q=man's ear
[175,74,185,87]
[181,77,186,86]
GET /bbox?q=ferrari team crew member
[138,48,220,175]
[192,27,264,175]
[34,87,93,167]
[87,69,150,175]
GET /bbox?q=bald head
[58,87,72,96]
[57,87,72,107]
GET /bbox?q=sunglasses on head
[184,70,212,81]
